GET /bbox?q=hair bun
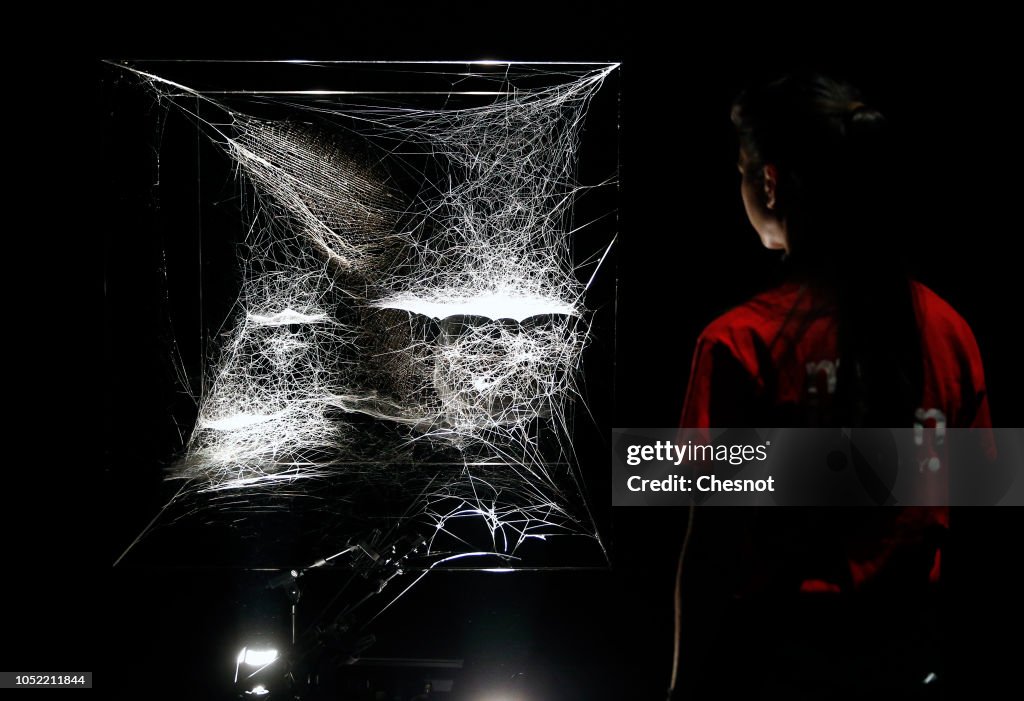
[850,103,879,118]
[844,102,885,137]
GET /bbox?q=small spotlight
[242,649,279,666]
[245,685,270,696]
[234,647,280,684]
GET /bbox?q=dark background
[11,4,1021,699]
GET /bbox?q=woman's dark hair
[732,73,921,426]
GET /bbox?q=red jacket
[679,279,991,593]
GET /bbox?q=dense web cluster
[111,62,616,567]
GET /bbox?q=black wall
[11,5,1020,699]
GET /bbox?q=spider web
[107,61,618,572]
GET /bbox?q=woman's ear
[762,163,778,210]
